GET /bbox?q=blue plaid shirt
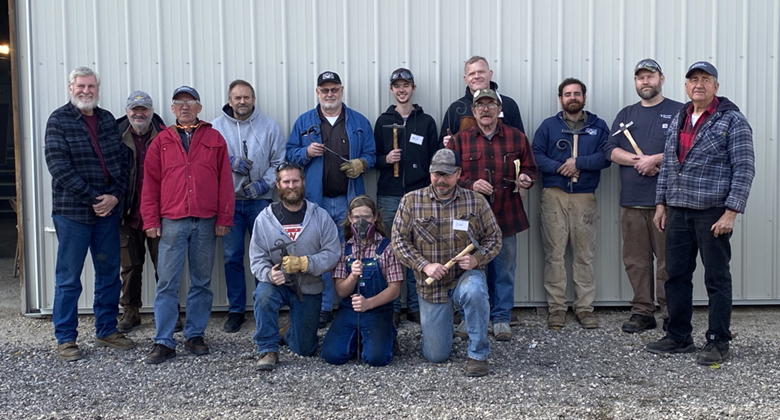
[45,102,128,224]
[656,97,755,213]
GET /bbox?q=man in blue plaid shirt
[646,61,755,366]
[45,67,134,362]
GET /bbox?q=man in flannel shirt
[391,148,502,377]
[446,88,537,342]
[647,61,755,366]
[45,66,134,361]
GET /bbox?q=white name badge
[452,219,469,231]
[410,134,424,145]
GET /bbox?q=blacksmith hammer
[383,123,406,177]
[611,121,644,155]
[425,231,485,285]
[561,128,585,183]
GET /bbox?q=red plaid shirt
[333,232,404,283]
[679,97,719,163]
[448,122,537,236]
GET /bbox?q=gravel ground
[2,260,780,419]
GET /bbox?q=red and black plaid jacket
[448,122,537,236]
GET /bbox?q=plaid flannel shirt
[391,184,502,304]
[333,232,404,283]
[45,102,128,224]
[656,96,755,213]
[448,122,537,236]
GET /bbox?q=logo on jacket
[585,128,598,136]
[660,114,673,119]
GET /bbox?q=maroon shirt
[126,130,151,230]
[679,96,719,164]
[84,113,110,181]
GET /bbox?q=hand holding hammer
[424,231,485,284]
[383,123,406,177]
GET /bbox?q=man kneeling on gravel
[249,162,340,371]
[391,149,502,377]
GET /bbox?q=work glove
[229,156,253,176]
[282,255,309,274]
[339,158,368,179]
[243,180,269,199]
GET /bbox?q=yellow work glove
[339,158,367,179]
[282,255,309,273]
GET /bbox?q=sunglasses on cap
[391,69,414,82]
[276,161,304,172]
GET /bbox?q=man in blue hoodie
[212,80,286,333]
[532,78,610,330]
[287,71,376,328]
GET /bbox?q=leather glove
[243,180,269,199]
[282,255,309,273]
[339,158,367,179]
[229,156,253,176]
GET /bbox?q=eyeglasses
[172,99,200,108]
[391,70,414,82]
[318,86,342,95]
[473,103,499,111]
[276,161,304,172]
[635,59,662,73]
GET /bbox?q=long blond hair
[343,195,389,241]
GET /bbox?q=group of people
[44,55,754,376]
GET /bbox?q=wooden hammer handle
[424,244,476,285]
[393,129,399,177]
[623,130,644,155]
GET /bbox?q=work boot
[577,311,599,329]
[646,336,696,354]
[174,316,184,333]
[256,352,278,371]
[223,313,246,333]
[184,336,209,356]
[547,310,566,328]
[464,358,488,377]
[57,342,83,362]
[454,321,468,339]
[697,341,731,365]
[406,311,421,324]
[117,306,141,333]
[509,314,521,326]
[621,314,657,333]
[493,322,511,341]
[95,332,136,350]
[393,312,401,328]
[144,343,176,364]
[318,311,333,329]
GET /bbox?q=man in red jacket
[141,86,235,364]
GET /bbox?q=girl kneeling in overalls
[321,195,404,366]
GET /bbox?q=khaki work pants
[620,207,667,318]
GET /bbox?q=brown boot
[577,311,599,329]
[57,342,83,362]
[465,358,489,377]
[117,306,141,333]
[95,332,136,350]
[256,352,278,371]
[547,310,566,328]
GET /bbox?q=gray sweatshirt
[249,200,340,294]
[211,105,286,200]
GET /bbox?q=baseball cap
[472,88,499,103]
[390,68,414,84]
[685,61,718,79]
[634,58,662,75]
[429,149,462,174]
[126,91,153,109]
[317,71,342,86]
[172,86,200,101]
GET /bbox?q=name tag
[452,219,469,231]
[410,134,424,145]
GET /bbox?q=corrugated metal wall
[16,0,780,314]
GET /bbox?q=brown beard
[564,100,584,114]
[279,185,305,205]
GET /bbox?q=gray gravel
[2,262,780,419]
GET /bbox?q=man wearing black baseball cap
[647,61,755,366]
[286,71,376,327]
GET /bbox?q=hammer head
[383,123,406,130]
[561,128,585,135]
[467,231,485,255]
[611,121,634,136]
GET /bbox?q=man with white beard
[45,67,135,361]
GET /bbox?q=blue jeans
[153,217,217,348]
[52,213,121,344]
[487,234,517,324]
[253,282,322,356]
[377,195,420,314]
[418,270,490,363]
[223,199,269,313]
[321,306,395,366]
[320,195,348,311]
[665,206,733,344]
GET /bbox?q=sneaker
[95,332,136,350]
[464,358,488,377]
[57,342,83,362]
[646,336,696,354]
[174,316,184,333]
[184,336,209,356]
[577,311,599,329]
[493,322,511,341]
[256,351,278,371]
[697,341,731,365]
[454,321,468,339]
[117,306,141,333]
[621,314,657,333]
[318,311,333,329]
[509,315,521,326]
[144,343,176,364]
[393,312,401,328]
[406,311,421,324]
[547,310,566,328]
[223,313,246,333]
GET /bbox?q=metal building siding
[16,0,780,314]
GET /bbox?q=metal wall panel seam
[587,0,594,90]
[435,0,442,119]
[373,0,380,118]
[60,0,68,79]
[525,0,532,134]
[466,0,472,58]
[773,0,780,298]
[25,0,41,311]
[156,0,164,122]
[618,0,625,109]
[404,0,410,66]
[712,0,718,67]
[313,0,319,101]
[496,0,502,79]
[250,0,257,91]
[740,0,749,296]
[188,0,194,84]
[281,0,290,130]
[680,0,687,89]
[218,0,226,102]
[92,0,99,73]
[557,0,562,81]
[124,0,131,92]
[343,0,349,105]
[650,0,656,57]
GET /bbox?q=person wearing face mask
[320,195,404,366]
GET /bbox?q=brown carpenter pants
[620,207,667,319]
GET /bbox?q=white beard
[71,94,98,112]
